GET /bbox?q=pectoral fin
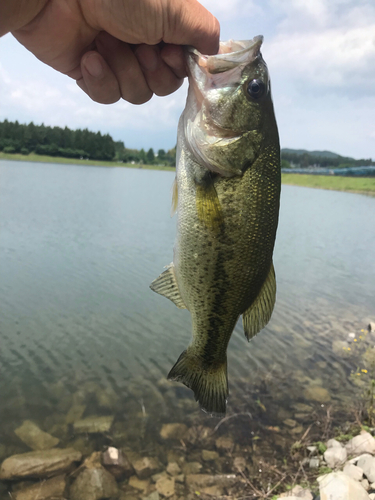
[195,179,224,232]
[150,264,187,309]
[242,263,276,341]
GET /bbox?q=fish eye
[247,79,266,99]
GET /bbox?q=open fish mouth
[185,36,264,134]
[187,36,263,75]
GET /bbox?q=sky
[1,0,375,159]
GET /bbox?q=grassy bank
[2,153,375,194]
[0,152,175,171]
[282,172,375,195]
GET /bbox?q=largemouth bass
[151,36,281,416]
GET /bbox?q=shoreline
[1,153,375,195]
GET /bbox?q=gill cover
[183,36,264,177]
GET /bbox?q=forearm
[0,0,48,36]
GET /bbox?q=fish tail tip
[167,349,228,416]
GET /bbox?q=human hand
[3,0,219,105]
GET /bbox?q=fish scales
[150,36,281,416]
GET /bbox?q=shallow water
[0,160,374,480]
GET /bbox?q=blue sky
[1,0,374,158]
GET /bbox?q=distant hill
[280,148,373,169]
[281,148,352,160]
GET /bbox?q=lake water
[1,160,375,492]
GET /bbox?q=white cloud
[267,24,375,92]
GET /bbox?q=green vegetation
[281,148,374,169]
[0,151,175,171]
[282,173,375,194]
[0,119,176,166]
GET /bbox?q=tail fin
[167,350,228,416]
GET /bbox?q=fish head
[184,36,277,177]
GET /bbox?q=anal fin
[242,263,276,341]
[150,264,187,309]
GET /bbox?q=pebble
[324,447,347,468]
[159,423,187,440]
[318,471,370,500]
[307,446,317,454]
[309,457,320,469]
[283,419,297,428]
[166,462,181,476]
[201,450,219,461]
[278,485,313,499]
[233,456,247,472]
[133,456,162,480]
[155,476,175,498]
[128,476,150,491]
[357,454,375,483]
[215,436,234,451]
[327,439,343,449]
[346,431,375,456]
[343,462,364,481]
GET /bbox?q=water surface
[1,160,374,465]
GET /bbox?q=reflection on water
[0,160,374,495]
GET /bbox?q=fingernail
[84,53,103,78]
[137,46,159,72]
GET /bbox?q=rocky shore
[0,322,374,500]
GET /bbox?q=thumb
[164,0,220,55]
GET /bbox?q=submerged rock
[102,447,134,479]
[185,473,237,490]
[233,456,247,472]
[318,471,369,500]
[155,476,175,498]
[215,436,234,451]
[0,448,82,480]
[14,420,59,451]
[303,386,331,402]
[65,404,86,424]
[128,475,150,491]
[182,462,202,475]
[166,462,181,476]
[201,450,219,461]
[70,451,119,500]
[201,485,224,496]
[70,468,119,500]
[133,456,162,479]
[12,474,66,500]
[160,423,187,440]
[73,415,114,434]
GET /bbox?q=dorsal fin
[150,264,187,309]
[242,263,276,341]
